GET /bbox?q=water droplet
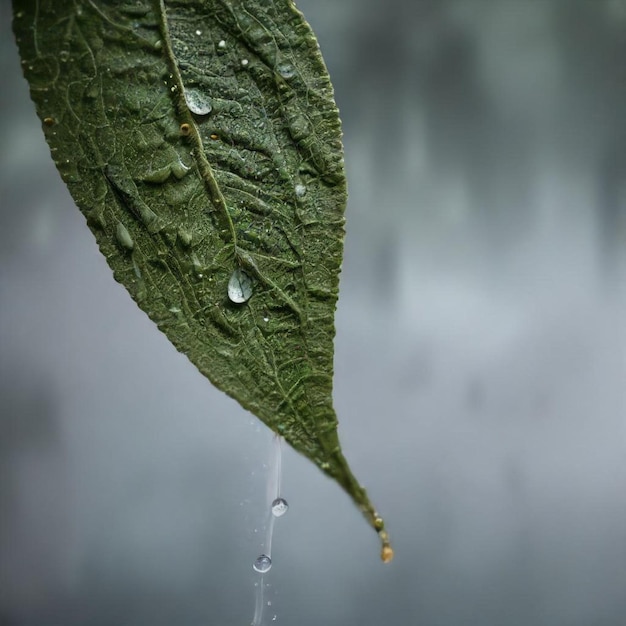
[115,221,134,251]
[294,183,306,198]
[287,113,310,141]
[184,88,212,116]
[263,316,269,323]
[218,39,226,49]
[142,164,171,184]
[277,63,295,79]
[241,58,249,67]
[177,228,192,248]
[195,29,202,36]
[228,269,253,304]
[271,498,288,517]
[381,545,394,563]
[253,554,272,573]
[171,158,191,179]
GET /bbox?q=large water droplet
[228,269,253,303]
[184,88,212,116]
[253,554,272,573]
[271,498,289,517]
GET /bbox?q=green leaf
[13,0,391,561]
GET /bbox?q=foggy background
[1,1,626,624]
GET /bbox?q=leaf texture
[13,0,391,560]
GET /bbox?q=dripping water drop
[184,88,212,116]
[253,554,272,573]
[271,498,288,517]
[228,269,253,303]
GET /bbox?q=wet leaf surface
[13,0,391,559]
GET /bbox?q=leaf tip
[381,543,394,564]
[375,519,393,563]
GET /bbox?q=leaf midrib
[157,0,239,255]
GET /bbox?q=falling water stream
[251,435,288,626]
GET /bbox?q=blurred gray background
[1,1,626,625]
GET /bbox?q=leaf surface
[13,0,391,560]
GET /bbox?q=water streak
[251,435,286,626]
